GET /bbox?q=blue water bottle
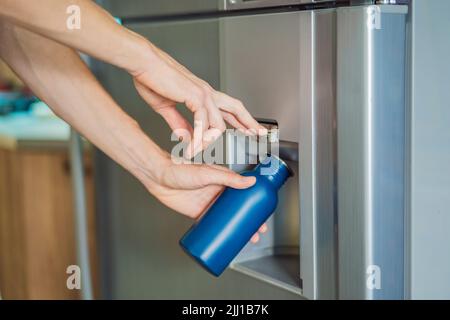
[180,155,293,276]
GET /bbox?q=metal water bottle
[180,155,293,276]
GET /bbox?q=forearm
[0,21,168,187]
[0,0,151,73]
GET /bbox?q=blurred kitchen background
[0,58,99,299]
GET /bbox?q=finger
[207,163,235,172]
[259,224,268,233]
[193,109,209,154]
[192,185,225,219]
[250,233,260,244]
[202,96,226,148]
[134,80,172,109]
[202,128,224,150]
[205,95,226,133]
[157,107,193,141]
[215,92,267,135]
[134,81,193,140]
[221,110,246,131]
[168,165,256,190]
[198,166,256,189]
[185,108,209,159]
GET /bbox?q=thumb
[200,166,256,189]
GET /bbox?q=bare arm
[0,0,145,72]
[0,0,265,158]
[0,20,167,184]
[0,21,256,218]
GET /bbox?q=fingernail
[184,145,194,159]
[258,127,268,136]
[250,234,259,243]
[259,224,268,233]
[242,176,256,185]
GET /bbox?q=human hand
[0,6,268,244]
[145,157,267,242]
[131,43,266,158]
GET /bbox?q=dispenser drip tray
[231,247,302,296]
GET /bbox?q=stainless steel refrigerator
[93,0,450,299]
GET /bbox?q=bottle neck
[256,155,293,189]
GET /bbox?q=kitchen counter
[0,112,70,150]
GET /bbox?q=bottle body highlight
[180,155,293,276]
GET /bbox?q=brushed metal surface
[225,128,301,295]
[233,254,303,296]
[298,9,338,300]
[222,0,348,11]
[223,0,304,11]
[221,9,338,299]
[220,13,302,292]
[98,0,376,18]
[93,18,301,299]
[220,11,303,294]
[337,5,407,299]
[220,12,302,143]
[408,0,450,299]
[97,0,220,18]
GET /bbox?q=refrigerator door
[222,0,346,11]
[93,1,411,300]
[93,17,302,299]
[408,0,450,300]
[220,9,338,300]
[337,5,408,299]
[97,0,220,18]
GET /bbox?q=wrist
[111,115,170,189]
[131,137,171,190]
[121,33,158,76]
